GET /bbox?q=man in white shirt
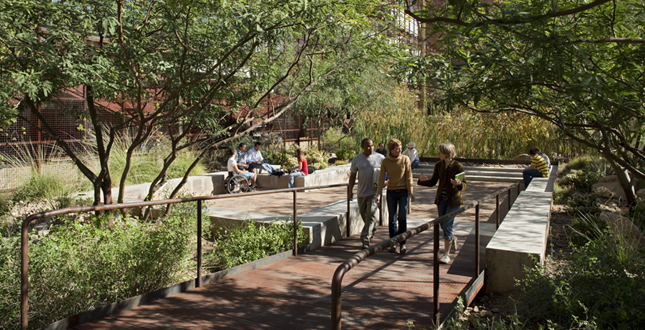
[348,138,385,249]
[402,142,420,169]
[247,142,278,174]
[227,148,259,188]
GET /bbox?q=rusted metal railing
[20,183,349,330]
[331,183,521,330]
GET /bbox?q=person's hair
[254,142,261,147]
[238,142,246,148]
[229,147,237,156]
[438,143,456,159]
[378,143,384,147]
[296,149,305,160]
[361,138,372,148]
[528,148,539,155]
[387,139,402,152]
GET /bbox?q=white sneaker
[439,254,450,264]
[451,237,458,251]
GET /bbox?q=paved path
[71,221,496,330]
[71,182,515,329]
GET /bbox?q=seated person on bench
[247,142,279,174]
[227,147,260,189]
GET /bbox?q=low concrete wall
[484,165,557,293]
[207,188,388,251]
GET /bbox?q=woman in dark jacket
[418,143,467,263]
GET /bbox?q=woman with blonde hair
[418,142,467,263]
[376,139,415,255]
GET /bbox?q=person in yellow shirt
[376,139,415,255]
[522,148,549,188]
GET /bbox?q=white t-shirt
[247,147,263,163]
[227,156,237,173]
[350,152,385,197]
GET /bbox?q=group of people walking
[349,138,466,264]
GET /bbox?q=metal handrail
[20,183,350,330]
[331,182,521,329]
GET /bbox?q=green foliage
[403,0,645,198]
[559,171,600,194]
[306,146,328,170]
[518,227,645,329]
[0,204,199,330]
[567,193,601,217]
[0,193,10,217]
[209,220,307,271]
[11,171,76,208]
[322,127,357,160]
[354,86,580,159]
[442,297,526,330]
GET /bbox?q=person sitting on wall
[522,147,549,188]
[247,142,279,175]
[402,142,420,169]
[227,148,260,189]
[288,149,309,188]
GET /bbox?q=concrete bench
[256,164,351,190]
[484,165,557,293]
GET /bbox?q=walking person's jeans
[386,189,409,244]
[437,198,460,241]
[522,168,543,188]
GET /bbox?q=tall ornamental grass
[353,85,587,159]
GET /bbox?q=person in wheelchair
[227,148,260,189]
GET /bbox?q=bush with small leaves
[209,219,307,271]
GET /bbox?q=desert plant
[0,202,200,330]
[321,127,357,160]
[209,219,307,271]
[518,226,645,329]
[306,146,328,170]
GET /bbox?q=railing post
[293,190,298,256]
[196,200,202,288]
[378,189,383,226]
[346,193,351,238]
[475,203,480,276]
[496,194,500,229]
[508,188,512,213]
[433,222,440,325]
[21,220,29,330]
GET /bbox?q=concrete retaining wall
[485,165,557,293]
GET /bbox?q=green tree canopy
[403,0,645,204]
[0,0,393,204]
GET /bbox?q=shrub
[306,147,328,170]
[567,192,601,216]
[209,219,307,271]
[0,203,199,330]
[321,127,357,160]
[518,227,645,329]
[12,171,76,208]
[559,170,600,193]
